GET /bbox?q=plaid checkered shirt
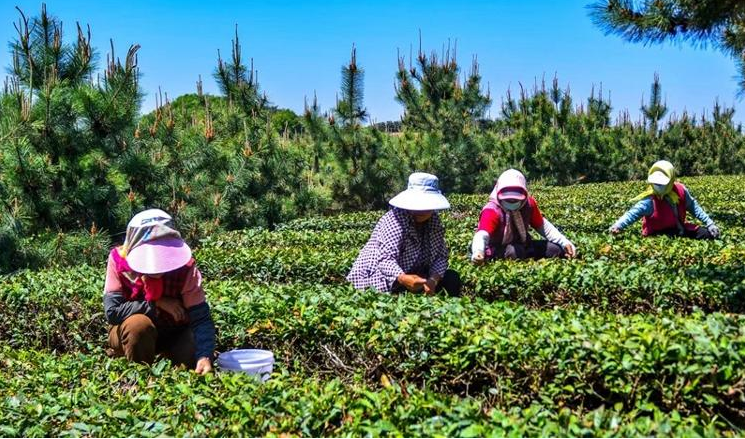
[347,208,449,292]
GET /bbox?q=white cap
[647,171,671,186]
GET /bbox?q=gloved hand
[471,231,489,264]
[708,224,720,238]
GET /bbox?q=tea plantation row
[1,175,744,436]
[3,267,745,425]
[3,348,735,437]
[195,176,745,312]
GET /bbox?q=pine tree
[303,92,327,174]
[327,47,398,209]
[395,37,491,142]
[214,26,268,118]
[586,84,613,129]
[334,46,368,127]
[1,4,141,233]
[124,29,323,237]
[641,73,668,135]
[394,37,492,192]
[589,0,745,93]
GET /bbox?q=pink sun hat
[491,169,528,201]
[123,209,192,275]
[127,237,192,274]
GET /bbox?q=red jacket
[642,182,698,236]
[478,196,544,246]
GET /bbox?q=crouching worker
[610,160,720,239]
[471,169,576,263]
[347,172,462,295]
[104,209,216,374]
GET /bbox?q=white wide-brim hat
[389,172,450,211]
[127,237,192,274]
[647,170,671,186]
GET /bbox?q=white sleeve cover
[471,230,490,260]
[537,217,571,248]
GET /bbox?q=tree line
[1,5,743,272]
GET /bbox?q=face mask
[500,200,524,211]
[141,275,164,302]
[652,184,667,194]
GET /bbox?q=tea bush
[1,348,734,437]
[4,273,745,416]
[1,175,745,435]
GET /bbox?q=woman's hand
[471,252,485,265]
[609,226,621,235]
[564,243,577,259]
[423,276,440,295]
[397,273,427,292]
[155,297,187,323]
[195,357,213,375]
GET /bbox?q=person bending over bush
[610,160,720,239]
[471,169,576,263]
[103,209,216,374]
[347,172,461,295]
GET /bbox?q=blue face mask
[653,184,668,194]
[500,200,524,211]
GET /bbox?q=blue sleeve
[613,199,654,230]
[187,302,216,361]
[685,189,714,227]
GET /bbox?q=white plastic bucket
[218,349,274,381]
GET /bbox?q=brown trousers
[108,314,196,368]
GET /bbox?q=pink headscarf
[490,169,528,201]
[490,169,529,244]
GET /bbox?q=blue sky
[2,0,742,123]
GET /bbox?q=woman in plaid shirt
[347,173,461,295]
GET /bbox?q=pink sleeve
[181,264,207,309]
[104,253,123,293]
[477,208,500,235]
[528,197,545,229]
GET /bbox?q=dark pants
[108,314,196,368]
[491,240,564,260]
[648,227,713,240]
[392,269,462,296]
